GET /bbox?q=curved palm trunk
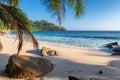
[0,2,38,55]
[0,40,3,51]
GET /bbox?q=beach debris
[6,54,53,79]
[41,47,58,56]
[68,75,84,80]
[98,70,103,74]
[106,42,118,48]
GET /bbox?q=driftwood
[6,54,53,79]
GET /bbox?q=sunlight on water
[5,31,120,50]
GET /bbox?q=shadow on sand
[26,49,42,55]
[109,60,120,69]
[0,52,120,80]
[0,53,10,79]
[43,56,120,80]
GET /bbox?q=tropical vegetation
[0,20,66,31]
[0,1,38,55]
[0,0,85,55]
[30,20,66,31]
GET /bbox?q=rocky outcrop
[41,47,58,56]
[113,46,120,52]
[106,42,118,48]
[111,52,120,56]
[6,54,53,79]
[111,46,120,56]
[105,42,120,56]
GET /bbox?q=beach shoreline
[0,35,120,80]
[4,33,108,53]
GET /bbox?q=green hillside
[30,20,66,31]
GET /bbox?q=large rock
[41,47,51,56]
[106,42,118,48]
[6,54,53,79]
[113,46,120,52]
[111,52,120,56]
[41,47,58,56]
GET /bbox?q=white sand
[0,35,120,80]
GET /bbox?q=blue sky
[19,0,120,30]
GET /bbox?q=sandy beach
[0,35,120,80]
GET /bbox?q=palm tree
[0,0,38,55]
[41,0,85,27]
[0,0,86,79]
[0,0,85,54]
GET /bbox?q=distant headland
[0,20,66,31]
[30,20,66,31]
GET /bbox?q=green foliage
[0,0,20,7]
[0,2,38,55]
[30,20,66,31]
[41,0,85,27]
[0,0,86,55]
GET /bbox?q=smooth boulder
[106,42,118,48]
[6,54,53,79]
[111,52,120,56]
[113,46,120,52]
[41,47,58,56]
[41,47,51,56]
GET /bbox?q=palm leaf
[0,2,38,55]
[65,0,85,17]
[0,0,20,7]
[41,0,65,27]
[41,0,85,27]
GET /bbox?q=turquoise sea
[32,31,120,50]
[6,31,120,50]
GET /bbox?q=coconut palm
[0,0,86,79]
[0,0,85,54]
[0,0,38,55]
[41,0,85,27]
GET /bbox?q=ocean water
[5,31,120,50]
[32,31,120,50]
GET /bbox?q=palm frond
[0,2,38,54]
[41,0,85,27]
[41,0,65,27]
[65,0,85,17]
[0,0,20,7]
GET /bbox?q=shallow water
[5,31,120,50]
[32,31,120,49]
